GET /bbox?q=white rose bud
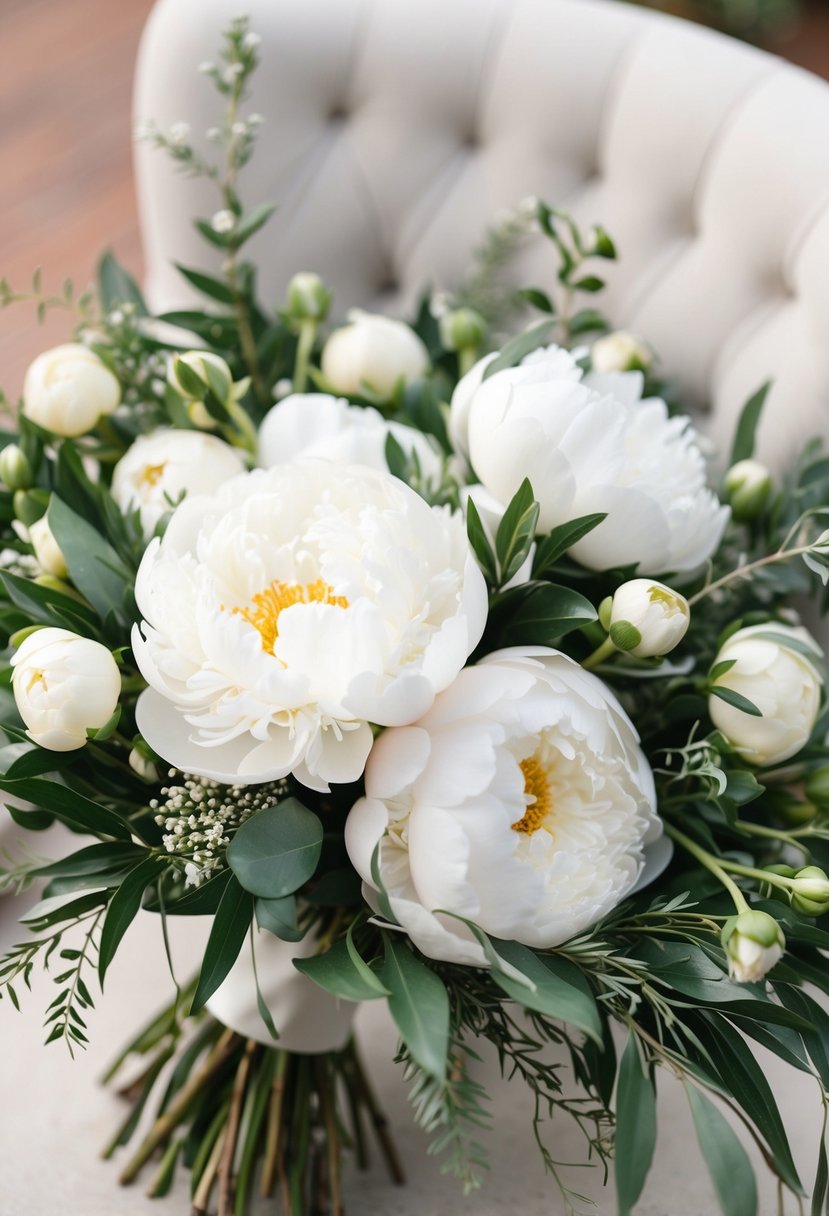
[723,458,773,523]
[11,628,121,752]
[321,311,429,402]
[723,910,785,983]
[168,351,233,404]
[591,330,652,374]
[0,444,33,491]
[285,272,331,323]
[709,623,823,767]
[29,515,68,580]
[609,579,690,658]
[23,343,121,437]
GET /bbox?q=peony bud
[321,311,429,402]
[0,444,33,491]
[609,579,690,658]
[709,623,823,767]
[23,343,121,437]
[439,307,487,354]
[724,459,772,523]
[29,515,68,579]
[129,745,158,782]
[722,909,785,982]
[789,866,829,917]
[11,627,121,752]
[805,765,829,807]
[591,330,652,374]
[285,272,331,324]
[168,351,233,405]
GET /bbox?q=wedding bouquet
[3,18,829,1216]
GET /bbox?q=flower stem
[217,1039,257,1215]
[292,319,317,393]
[687,544,814,607]
[458,346,478,377]
[582,636,616,671]
[260,1050,288,1198]
[735,819,810,856]
[664,824,750,914]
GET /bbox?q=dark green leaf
[710,686,762,717]
[99,857,164,983]
[235,203,277,246]
[685,1083,757,1216]
[47,497,132,623]
[615,1033,657,1216]
[465,496,498,585]
[0,776,131,839]
[729,383,770,467]
[573,275,604,293]
[532,514,607,575]
[294,937,389,1002]
[495,478,539,587]
[517,287,554,314]
[175,264,235,304]
[490,939,601,1044]
[190,876,253,1013]
[500,582,597,644]
[482,321,556,381]
[32,842,146,880]
[255,894,305,942]
[382,934,449,1080]
[97,251,147,315]
[227,798,323,898]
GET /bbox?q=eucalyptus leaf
[685,1083,758,1216]
[382,934,449,1080]
[615,1032,657,1216]
[294,937,389,1002]
[227,798,323,898]
[255,894,305,942]
[490,940,601,1044]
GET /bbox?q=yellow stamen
[233,579,349,656]
[512,756,552,835]
[140,462,167,487]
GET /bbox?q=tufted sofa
[135,0,829,472]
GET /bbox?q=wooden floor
[0,0,827,400]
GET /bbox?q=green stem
[292,319,317,393]
[714,856,796,893]
[664,824,750,914]
[458,346,478,377]
[223,394,259,455]
[736,819,809,855]
[687,543,814,607]
[582,636,617,671]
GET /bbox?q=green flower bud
[439,307,487,353]
[285,272,331,323]
[805,765,829,807]
[776,794,818,826]
[790,866,829,917]
[13,488,48,527]
[723,459,772,523]
[168,351,233,405]
[722,909,785,982]
[0,444,33,491]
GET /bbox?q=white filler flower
[23,343,121,437]
[450,344,728,575]
[346,647,664,964]
[257,393,442,487]
[709,623,823,767]
[321,312,429,402]
[12,627,121,752]
[112,428,247,533]
[132,461,487,791]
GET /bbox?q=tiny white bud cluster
[151,770,289,887]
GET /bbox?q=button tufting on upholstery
[327,104,349,124]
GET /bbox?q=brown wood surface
[0,0,826,401]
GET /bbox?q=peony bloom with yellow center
[345,647,666,965]
[132,461,487,791]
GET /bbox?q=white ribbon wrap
[206,928,358,1052]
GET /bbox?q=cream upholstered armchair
[135,0,829,471]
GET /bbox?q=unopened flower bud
[722,910,785,982]
[0,444,33,491]
[13,488,48,527]
[790,866,829,917]
[129,746,158,782]
[285,272,331,324]
[608,579,690,658]
[591,330,652,374]
[724,459,772,523]
[439,307,487,354]
[168,351,233,405]
[775,794,818,826]
[805,766,829,807]
[29,515,68,579]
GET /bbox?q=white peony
[132,461,487,792]
[12,627,121,752]
[23,343,121,437]
[257,393,442,487]
[112,428,247,534]
[709,623,823,767]
[591,330,652,374]
[450,343,728,575]
[321,312,429,402]
[345,647,665,965]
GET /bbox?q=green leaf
[495,478,539,587]
[0,570,97,633]
[615,1033,657,1216]
[346,920,390,996]
[482,321,556,381]
[227,798,323,898]
[0,776,131,839]
[573,275,604,293]
[729,383,770,466]
[465,496,498,585]
[517,287,554,314]
[235,203,277,246]
[500,582,597,644]
[255,894,305,942]
[175,264,235,304]
[97,251,147,315]
[532,513,608,575]
[710,686,763,717]
[294,937,389,1002]
[685,1084,757,1216]
[99,857,164,983]
[22,889,109,928]
[47,497,132,623]
[190,876,253,1013]
[490,940,602,1044]
[382,934,449,1079]
[32,842,146,880]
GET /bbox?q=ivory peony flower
[709,623,823,767]
[450,343,728,575]
[23,343,121,437]
[345,647,665,964]
[257,393,442,487]
[12,628,121,752]
[112,428,247,533]
[132,461,487,791]
[321,312,429,402]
